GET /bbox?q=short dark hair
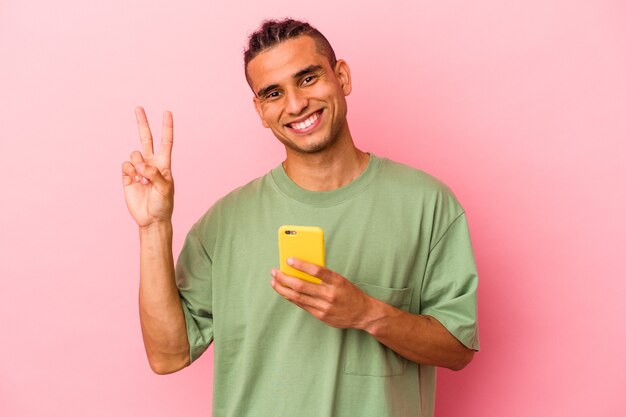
[244,18,337,86]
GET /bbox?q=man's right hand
[122,107,189,374]
[122,107,175,228]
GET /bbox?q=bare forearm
[361,298,474,371]
[138,221,189,374]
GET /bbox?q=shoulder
[377,156,462,209]
[376,156,468,247]
[215,172,270,210]
[191,170,272,235]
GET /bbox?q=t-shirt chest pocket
[343,282,414,377]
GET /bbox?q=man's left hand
[270,258,373,329]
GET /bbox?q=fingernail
[141,177,149,184]
[287,258,294,265]
[270,269,276,277]
[134,175,140,182]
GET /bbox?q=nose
[285,88,308,115]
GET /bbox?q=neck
[282,134,370,192]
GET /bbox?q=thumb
[136,162,173,196]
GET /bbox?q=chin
[284,132,340,155]
[286,139,333,155]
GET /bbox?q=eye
[264,90,282,101]
[301,75,317,86]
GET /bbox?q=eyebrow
[294,64,323,79]
[257,83,279,99]
[256,65,324,98]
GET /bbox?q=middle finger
[135,107,154,157]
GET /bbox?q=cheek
[316,83,346,110]
[317,82,340,98]
[328,91,348,118]
[256,108,270,128]
[259,105,280,127]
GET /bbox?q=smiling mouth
[286,110,323,133]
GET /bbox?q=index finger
[135,106,154,157]
[287,258,334,284]
[160,110,173,163]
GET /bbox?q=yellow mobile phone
[278,225,325,284]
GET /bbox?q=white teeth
[291,112,319,131]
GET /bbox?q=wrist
[139,220,173,237]
[358,296,391,335]
[360,296,407,338]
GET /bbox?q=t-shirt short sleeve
[420,213,480,350]
[175,226,214,363]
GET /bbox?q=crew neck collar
[270,153,383,206]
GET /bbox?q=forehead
[247,36,331,91]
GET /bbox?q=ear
[253,96,270,128]
[334,59,352,96]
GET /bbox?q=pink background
[1,0,625,416]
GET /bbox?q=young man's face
[247,35,352,155]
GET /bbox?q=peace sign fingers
[123,107,176,228]
[134,107,174,170]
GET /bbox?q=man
[122,18,479,417]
